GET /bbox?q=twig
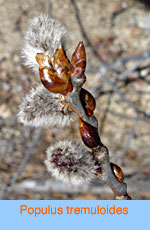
[65,74,131,199]
[94,145,131,200]
[100,65,150,120]
[70,0,104,63]
[96,106,150,123]
[86,51,150,74]
[115,116,139,163]
[109,50,150,71]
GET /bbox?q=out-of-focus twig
[100,65,150,120]
[70,0,105,63]
[115,116,139,163]
[97,106,150,123]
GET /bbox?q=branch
[65,74,131,200]
[94,145,131,200]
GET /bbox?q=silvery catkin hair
[18,14,97,185]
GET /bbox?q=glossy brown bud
[110,163,124,183]
[70,41,86,82]
[36,50,72,95]
[79,117,100,148]
[80,88,96,116]
[53,48,73,94]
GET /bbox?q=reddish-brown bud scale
[39,67,70,94]
[79,118,101,148]
[36,49,72,95]
[70,42,86,79]
[53,49,71,82]
[110,163,124,183]
[36,53,52,67]
[80,88,96,116]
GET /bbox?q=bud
[79,118,101,148]
[70,42,86,88]
[36,48,72,95]
[70,41,86,77]
[110,163,124,183]
[18,84,74,127]
[45,140,98,185]
[80,88,96,116]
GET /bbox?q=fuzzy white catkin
[45,140,98,185]
[18,84,74,127]
[22,14,66,72]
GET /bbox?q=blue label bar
[0,200,149,230]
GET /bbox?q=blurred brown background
[0,0,150,200]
